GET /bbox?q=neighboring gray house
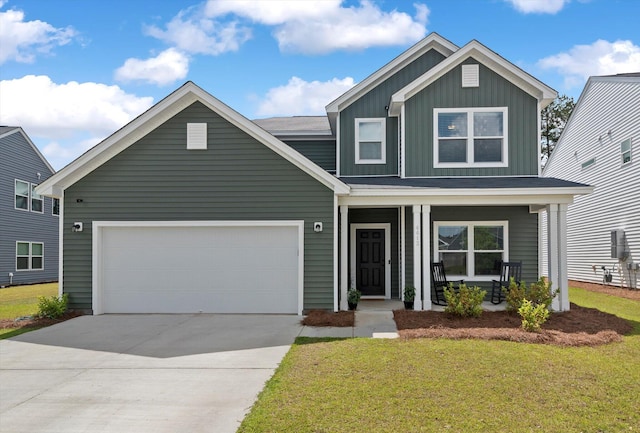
[37,33,591,315]
[1,127,59,286]
[543,74,639,289]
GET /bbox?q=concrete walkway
[299,299,401,339]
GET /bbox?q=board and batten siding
[542,77,640,288]
[430,206,538,298]
[63,102,335,311]
[282,139,336,172]
[339,49,446,176]
[405,59,539,177]
[0,130,59,286]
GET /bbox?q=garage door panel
[99,224,300,314]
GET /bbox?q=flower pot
[348,302,358,310]
[404,301,414,310]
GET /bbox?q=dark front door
[356,229,385,296]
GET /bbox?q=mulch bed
[394,303,633,347]
[301,310,354,327]
[570,279,640,301]
[0,311,83,330]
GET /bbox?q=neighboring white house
[542,73,640,289]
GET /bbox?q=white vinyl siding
[16,241,44,271]
[434,107,508,168]
[355,118,386,164]
[434,221,508,280]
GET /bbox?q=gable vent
[187,123,207,150]
[462,64,479,88]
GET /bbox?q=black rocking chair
[430,261,464,306]
[490,261,522,304]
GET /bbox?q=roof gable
[37,82,349,197]
[325,33,458,120]
[0,126,55,174]
[388,40,556,116]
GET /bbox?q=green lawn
[238,287,640,433]
[0,283,58,338]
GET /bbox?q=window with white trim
[434,221,508,279]
[53,198,60,216]
[15,180,29,210]
[31,184,43,213]
[16,242,44,271]
[434,107,508,168]
[581,157,596,171]
[355,118,386,164]
[621,138,632,165]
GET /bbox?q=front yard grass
[0,283,58,338]
[238,287,640,433]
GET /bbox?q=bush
[36,294,69,319]
[505,278,558,312]
[518,299,550,332]
[444,284,486,318]
[504,278,526,312]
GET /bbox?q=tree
[540,94,575,166]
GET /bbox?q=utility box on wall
[611,230,628,259]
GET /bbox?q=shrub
[347,288,361,304]
[444,284,486,318]
[403,286,416,302]
[36,294,69,319]
[518,299,550,332]
[505,278,558,312]
[527,278,558,308]
[504,278,527,312]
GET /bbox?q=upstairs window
[31,184,43,213]
[53,198,60,216]
[434,107,508,168]
[621,138,632,165]
[15,180,29,210]
[355,118,386,164]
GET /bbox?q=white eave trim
[388,40,557,117]
[36,82,349,197]
[325,33,458,115]
[346,186,594,197]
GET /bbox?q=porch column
[400,206,406,299]
[557,204,570,311]
[422,205,432,310]
[340,205,349,311]
[412,205,422,310]
[547,204,561,311]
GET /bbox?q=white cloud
[144,4,251,55]
[538,39,640,88]
[206,0,429,54]
[115,48,189,86]
[505,0,569,14]
[0,4,77,64]
[256,76,356,116]
[0,75,154,168]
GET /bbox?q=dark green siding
[429,206,538,299]
[282,139,336,172]
[349,208,400,297]
[340,49,446,176]
[405,58,539,177]
[63,102,335,312]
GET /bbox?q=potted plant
[347,287,361,310]
[403,286,416,310]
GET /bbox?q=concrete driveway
[0,314,303,433]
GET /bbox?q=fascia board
[390,41,557,111]
[37,82,350,197]
[325,33,458,114]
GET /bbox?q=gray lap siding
[63,102,335,312]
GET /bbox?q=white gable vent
[187,123,207,150]
[462,64,479,88]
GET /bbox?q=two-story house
[36,33,591,315]
[1,127,59,286]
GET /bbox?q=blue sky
[1,0,639,170]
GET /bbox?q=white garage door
[95,222,302,314]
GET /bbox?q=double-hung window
[31,184,43,213]
[53,198,60,216]
[16,242,44,271]
[434,221,508,279]
[355,118,386,164]
[15,180,30,210]
[621,138,632,165]
[434,107,508,168]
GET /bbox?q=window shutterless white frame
[31,184,43,213]
[621,138,632,165]
[355,118,386,164]
[52,198,60,216]
[433,221,508,281]
[433,107,508,168]
[16,241,44,271]
[581,157,596,171]
[15,179,30,211]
